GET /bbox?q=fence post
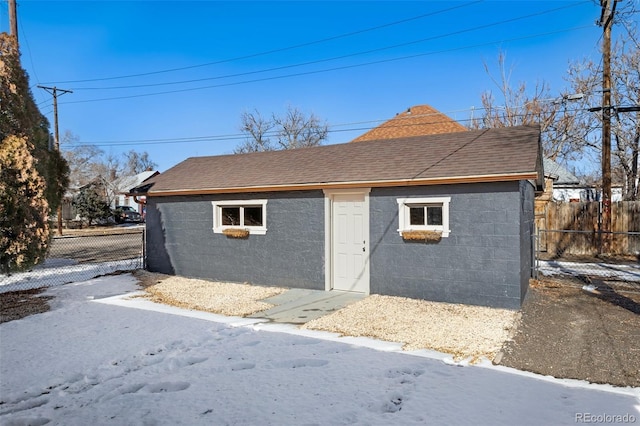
[142,228,146,270]
[531,228,540,280]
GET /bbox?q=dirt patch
[497,277,640,388]
[0,288,53,324]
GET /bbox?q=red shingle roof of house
[138,126,542,196]
[351,105,468,142]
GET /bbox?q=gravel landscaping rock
[139,273,287,317]
[302,294,517,362]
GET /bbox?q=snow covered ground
[0,258,142,294]
[538,260,640,282]
[1,274,638,425]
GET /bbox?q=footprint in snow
[271,359,329,369]
[230,362,255,371]
[384,366,425,379]
[380,391,405,414]
[143,382,190,394]
[2,416,51,426]
[168,356,209,371]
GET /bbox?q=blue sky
[2,1,604,172]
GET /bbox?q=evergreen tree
[0,33,69,272]
[0,34,68,211]
[0,135,50,273]
[72,185,112,226]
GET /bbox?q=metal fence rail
[534,229,640,282]
[0,230,145,294]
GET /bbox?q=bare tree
[273,105,329,150]
[235,109,274,154]
[124,150,157,174]
[470,52,583,163]
[61,131,105,187]
[235,106,328,153]
[566,26,640,200]
[63,131,157,183]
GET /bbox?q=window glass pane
[427,206,443,226]
[244,206,263,226]
[409,207,425,225]
[221,207,240,226]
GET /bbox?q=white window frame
[397,197,451,237]
[212,199,268,235]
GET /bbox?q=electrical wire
[72,106,589,148]
[58,25,594,105]
[71,1,591,91]
[40,1,482,85]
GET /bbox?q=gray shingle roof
[139,125,541,196]
[543,158,580,185]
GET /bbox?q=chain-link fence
[0,229,145,294]
[534,229,640,283]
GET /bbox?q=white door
[331,192,370,293]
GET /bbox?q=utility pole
[8,0,18,45]
[38,85,73,236]
[598,0,617,254]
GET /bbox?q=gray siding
[519,180,535,302]
[369,182,527,309]
[145,191,325,290]
[145,182,531,309]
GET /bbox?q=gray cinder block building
[132,125,543,309]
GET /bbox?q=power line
[70,106,589,148]
[71,1,591,92]
[72,2,589,92]
[59,24,594,105]
[40,1,482,85]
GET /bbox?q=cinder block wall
[145,191,325,290]
[369,182,529,309]
[145,181,533,309]
[519,180,535,302]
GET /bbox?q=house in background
[112,170,159,214]
[61,170,159,224]
[352,104,468,142]
[133,125,543,309]
[543,158,592,202]
[542,158,622,202]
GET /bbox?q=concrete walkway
[249,289,366,324]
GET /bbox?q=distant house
[543,158,622,202]
[352,104,468,142]
[112,170,159,214]
[61,171,159,223]
[133,125,542,309]
[543,158,591,202]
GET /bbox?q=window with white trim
[212,200,268,235]
[397,197,451,237]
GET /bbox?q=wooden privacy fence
[536,201,640,256]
